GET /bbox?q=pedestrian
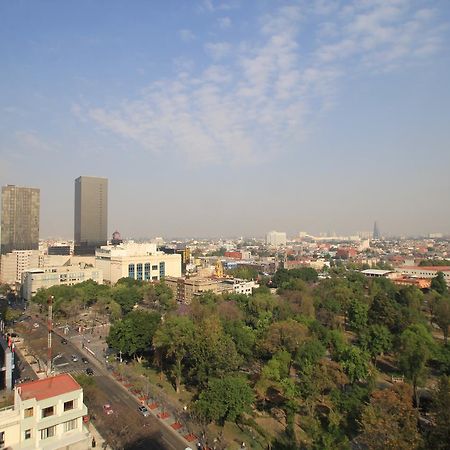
[92,437,96,448]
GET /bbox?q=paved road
[17,319,191,450]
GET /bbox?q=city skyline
[1,1,449,238]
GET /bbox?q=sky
[1,0,449,239]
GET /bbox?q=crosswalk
[53,365,100,377]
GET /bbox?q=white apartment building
[22,265,103,301]
[224,278,259,296]
[95,243,181,284]
[0,373,89,449]
[266,231,287,247]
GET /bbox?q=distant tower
[215,260,224,278]
[74,176,108,255]
[1,185,40,254]
[373,221,381,240]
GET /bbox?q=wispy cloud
[179,29,196,42]
[15,131,57,154]
[217,16,231,29]
[80,1,447,165]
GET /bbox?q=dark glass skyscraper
[74,176,108,254]
[1,185,40,254]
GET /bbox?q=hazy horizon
[1,1,449,238]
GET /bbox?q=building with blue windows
[95,243,181,284]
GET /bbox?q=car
[81,357,88,364]
[61,338,68,344]
[103,403,113,415]
[86,367,94,376]
[71,355,79,362]
[138,406,150,417]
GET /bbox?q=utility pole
[47,295,54,376]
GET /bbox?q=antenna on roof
[47,296,53,377]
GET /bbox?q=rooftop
[18,374,81,401]
[401,266,450,272]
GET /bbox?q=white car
[71,355,79,362]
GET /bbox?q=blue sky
[1,0,449,238]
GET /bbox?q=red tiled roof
[18,374,81,401]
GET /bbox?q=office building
[95,243,181,284]
[74,176,107,254]
[266,231,287,247]
[0,250,40,288]
[1,185,40,255]
[22,265,103,301]
[0,373,89,449]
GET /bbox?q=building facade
[74,177,108,254]
[395,266,450,285]
[95,243,181,284]
[266,231,287,247]
[1,185,40,255]
[0,250,40,288]
[22,265,103,301]
[0,373,89,449]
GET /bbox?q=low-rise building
[22,265,103,301]
[0,373,89,449]
[95,243,181,284]
[395,266,450,285]
[222,278,259,296]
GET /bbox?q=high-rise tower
[1,185,40,254]
[373,221,381,240]
[74,176,108,255]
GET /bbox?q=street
[15,317,192,450]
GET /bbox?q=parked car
[138,406,150,417]
[86,367,94,376]
[81,357,88,364]
[103,403,113,415]
[71,355,79,362]
[61,338,68,344]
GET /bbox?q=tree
[368,292,401,333]
[338,345,371,384]
[222,320,256,359]
[194,376,254,424]
[358,325,392,361]
[431,272,448,296]
[153,316,195,393]
[107,310,160,360]
[189,317,242,386]
[347,299,368,332]
[262,319,309,357]
[432,296,450,344]
[111,285,142,314]
[398,324,435,406]
[359,383,422,450]
[427,376,450,449]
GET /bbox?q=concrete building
[0,250,40,288]
[223,278,259,296]
[95,243,181,284]
[74,176,107,255]
[395,266,450,285]
[1,185,40,255]
[0,373,89,449]
[266,231,287,247]
[22,265,103,301]
[165,276,258,304]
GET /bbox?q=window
[159,262,165,278]
[64,400,75,412]
[128,264,135,279]
[144,263,150,280]
[40,426,55,440]
[24,429,32,440]
[41,406,54,418]
[63,419,77,432]
[152,265,158,270]
[24,407,34,418]
[136,263,143,280]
